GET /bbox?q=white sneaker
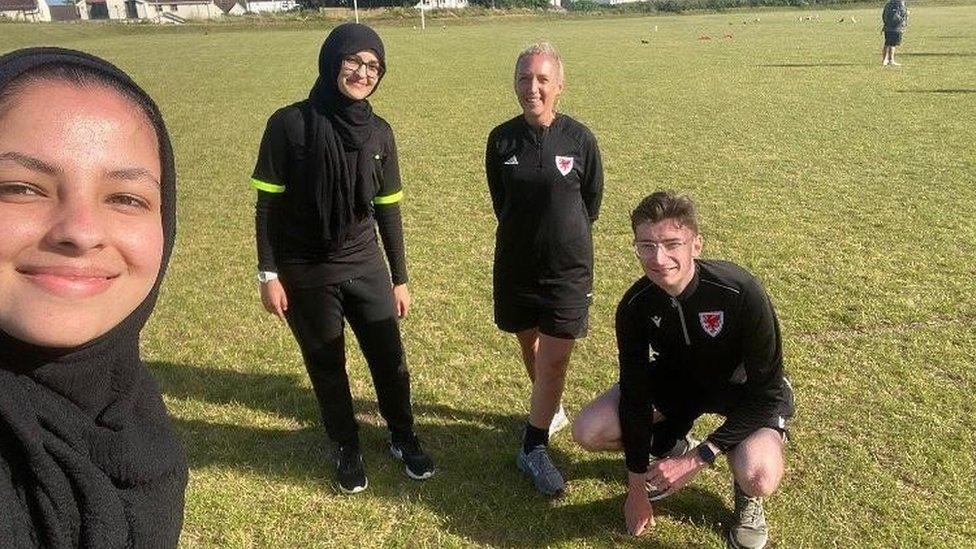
[883,59,891,66]
[549,404,570,435]
[890,60,901,66]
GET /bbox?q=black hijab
[306,23,386,248]
[0,48,187,548]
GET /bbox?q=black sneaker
[333,444,368,495]
[389,434,436,480]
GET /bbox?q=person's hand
[392,283,411,319]
[260,278,288,321]
[645,452,706,497]
[624,473,654,536]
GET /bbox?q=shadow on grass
[151,361,734,546]
[150,360,320,423]
[902,52,975,57]
[759,63,860,68]
[895,89,976,94]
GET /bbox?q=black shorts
[645,376,795,453]
[884,30,903,47]
[765,377,796,442]
[494,300,589,339]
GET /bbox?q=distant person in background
[486,41,604,497]
[0,47,187,547]
[572,191,794,549]
[250,23,434,495]
[882,0,909,66]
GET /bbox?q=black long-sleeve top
[486,114,604,309]
[616,260,792,473]
[251,102,407,287]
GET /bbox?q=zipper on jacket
[671,297,691,345]
[533,125,548,168]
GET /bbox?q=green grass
[3,6,976,547]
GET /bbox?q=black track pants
[282,266,413,446]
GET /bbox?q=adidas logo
[504,155,518,165]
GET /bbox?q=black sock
[390,429,414,446]
[335,437,360,453]
[523,422,549,453]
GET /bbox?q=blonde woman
[485,42,604,496]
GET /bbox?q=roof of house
[214,0,239,12]
[0,0,37,10]
[143,0,212,4]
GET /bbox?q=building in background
[243,0,295,12]
[415,0,469,9]
[0,0,51,20]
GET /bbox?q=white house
[1,0,291,21]
[415,0,468,9]
[74,0,127,19]
[243,0,294,13]
[141,0,222,20]
[0,0,51,20]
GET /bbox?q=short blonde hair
[514,41,564,83]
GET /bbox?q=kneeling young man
[573,191,794,549]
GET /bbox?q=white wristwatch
[257,271,278,284]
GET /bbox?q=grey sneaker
[645,434,700,501]
[729,481,768,549]
[517,445,565,496]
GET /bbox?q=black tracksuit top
[616,260,792,473]
[251,102,407,286]
[486,114,604,309]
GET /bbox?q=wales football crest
[699,311,724,337]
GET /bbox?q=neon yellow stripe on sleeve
[373,190,403,205]
[250,178,285,194]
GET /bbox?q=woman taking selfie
[0,47,187,547]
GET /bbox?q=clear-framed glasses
[634,239,688,258]
[341,55,383,78]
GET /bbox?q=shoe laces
[736,490,765,527]
[527,446,559,476]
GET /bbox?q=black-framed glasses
[341,55,383,78]
[634,239,688,258]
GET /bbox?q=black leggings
[282,266,413,447]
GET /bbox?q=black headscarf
[0,48,187,548]
[306,23,386,248]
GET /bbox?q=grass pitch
[2,5,975,547]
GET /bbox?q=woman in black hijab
[250,23,435,494]
[0,48,187,547]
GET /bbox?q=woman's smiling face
[0,79,163,348]
[336,49,381,101]
[515,53,563,126]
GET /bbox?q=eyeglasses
[341,55,383,78]
[634,239,688,258]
